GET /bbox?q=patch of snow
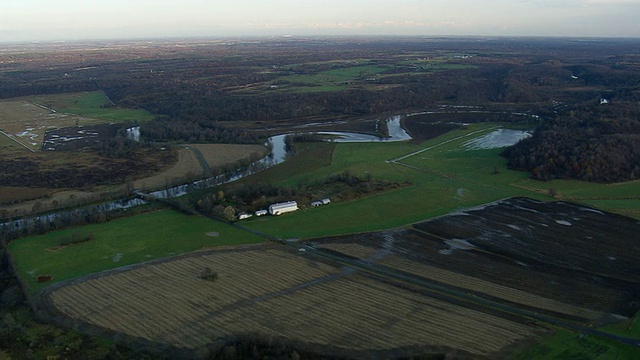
[508,224,522,231]
[555,220,572,226]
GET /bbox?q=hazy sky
[1,0,639,42]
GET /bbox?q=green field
[24,91,153,123]
[274,64,392,93]
[29,91,153,123]
[241,123,640,238]
[272,59,474,93]
[513,330,640,359]
[7,209,265,293]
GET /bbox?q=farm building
[268,201,298,215]
[312,198,331,207]
[238,213,252,220]
[255,210,268,216]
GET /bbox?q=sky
[1,0,639,43]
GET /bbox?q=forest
[2,37,640,182]
[503,99,640,182]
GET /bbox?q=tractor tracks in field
[292,242,640,349]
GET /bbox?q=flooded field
[41,123,120,151]
[311,197,640,320]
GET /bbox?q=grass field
[270,59,474,93]
[7,209,265,293]
[512,329,640,360]
[241,123,640,238]
[27,91,153,123]
[275,64,392,93]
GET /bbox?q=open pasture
[38,244,546,357]
[25,91,153,123]
[311,197,640,322]
[7,209,265,293]
[244,121,640,239]
[274,64,392,93]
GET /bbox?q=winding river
[1,115,529,234]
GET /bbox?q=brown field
[0,131,28,154]
[132,144,267,191]
[0,186,57,206]
[132,148,203,190]
[188,143,267,168]
[0,99,98,151]
[41,244,545,357]
[318,242,604,321]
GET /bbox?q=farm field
[0,92,152,151]
[310,197,640,322]
[0,99,98,151]
[37,244,547,358]
[188,143,267,169]
[25,91,153,123]
[265,58,476,94]
[7,209,265,293]
[132,148,204,191]
[242,122,640,239]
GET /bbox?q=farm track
[0,129,35,152]
[300,244,640,349]
[184,145,210,174]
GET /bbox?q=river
[1,115,529,235]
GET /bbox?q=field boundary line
[302,245,640,349]
[0,129,36,152]
[184,145,211,174]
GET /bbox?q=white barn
[269,201,298,215]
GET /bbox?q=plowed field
[39,243,545,358]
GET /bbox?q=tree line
[503,100,640,183]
